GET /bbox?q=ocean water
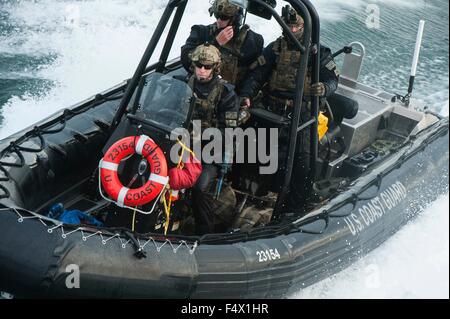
[0,0,448,298]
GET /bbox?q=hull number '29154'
[256,249,281,262]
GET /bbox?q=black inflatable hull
[0,112,447,298]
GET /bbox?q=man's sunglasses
[194,61,214,70]
[289,23,304,30]
[215,13,232,21]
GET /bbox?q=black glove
[238,97,251,125]
[305,82,326,97]
[238,106,251,125]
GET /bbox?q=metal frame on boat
[0,0,448,298]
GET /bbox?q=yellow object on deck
[318,112,329,141]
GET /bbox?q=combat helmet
[281,5,304,38]
[190,43,222,76]
[209,0,244,26]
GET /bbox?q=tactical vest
[268,37,310,93]
[188,76,225,129]
[209,24,250,86]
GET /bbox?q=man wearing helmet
[187,44,240,235]
[239,5,340,214]
[240,5,339,108]
[181,0,264,92]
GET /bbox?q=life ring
[100,135,168,207]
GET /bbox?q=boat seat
[249,94,358,129]
[327,93,359,126]
[317,94,358,177]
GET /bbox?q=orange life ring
[100,135,168,207]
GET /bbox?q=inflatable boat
[0,0,448,298]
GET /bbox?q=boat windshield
[135,72,192,131]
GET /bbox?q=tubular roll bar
[270,0,315,218]
[111,0,321,218]
[302,0,321,215]
[270,0,320,218]
[110,0,187,132]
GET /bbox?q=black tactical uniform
[188,74,240,131]
[240,35,340,214]
[181,23,264,91]
[187,74,240,235]
[240,38,339,110]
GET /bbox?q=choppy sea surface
[0,0,448,298]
